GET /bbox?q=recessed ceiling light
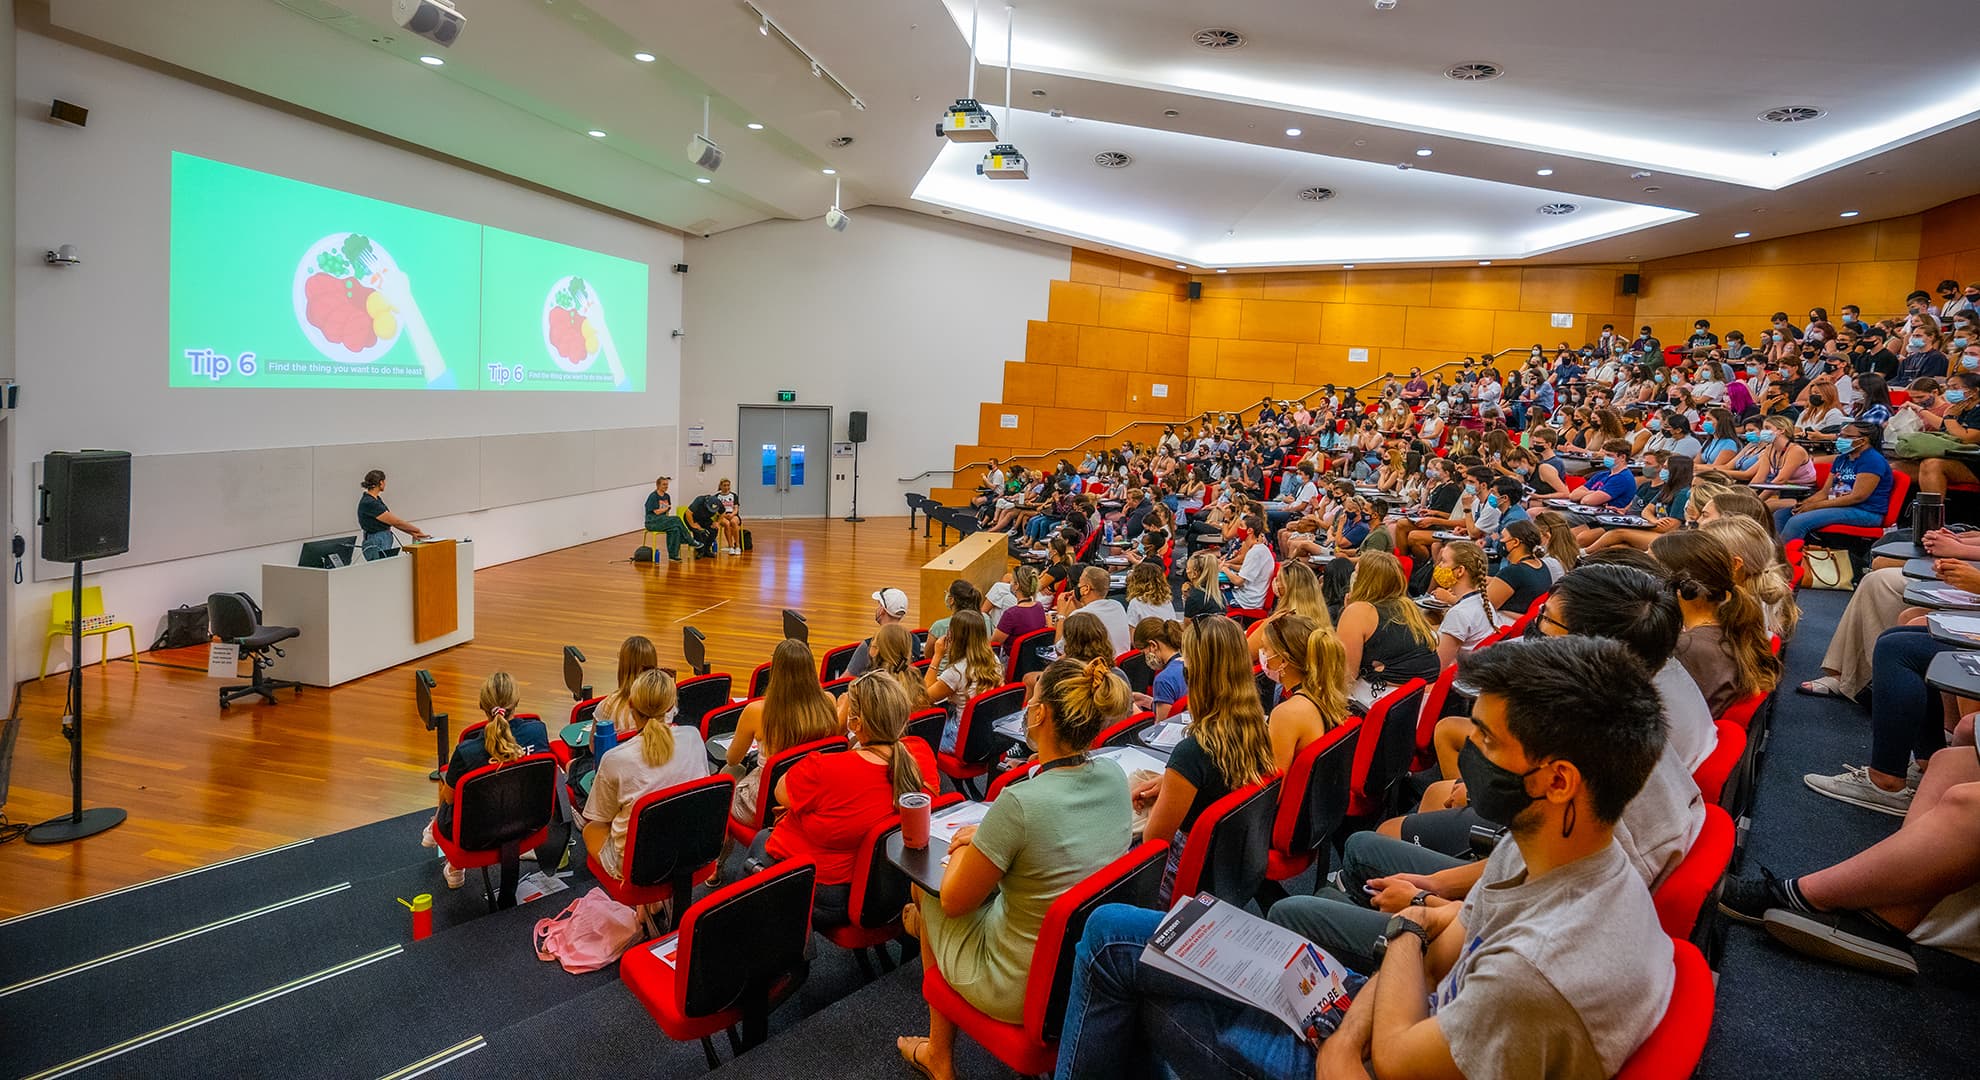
[1216,268,1228,273]
[1175,263,1188,270]
[633,51,656,63]
[587,129,607,138]
[1839,210,1860,218]
[1342,264,1355,269]
[418,55,445,66]
[1535,168,1553,176]
[821,168,836,175]
[1478,260,1492,265]
[1733,231,1752,238]
[1193,28,1246,50]
[695,177,711,184]
[1444,61,1504,82]
[1759,105,1824,124]
[747,122,764,130]
[1285,127,1302,137]
[1414,147,1434,157]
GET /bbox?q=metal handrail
[898,348,1524,483]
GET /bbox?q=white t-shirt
[1542,556,1565,582]
[1653,660,1716,773]
[1438,592,1498,652]
[1125,597,1181,627]
[583,726,711,880]
[1692,379,1727,403]
[1231,544,1274,609]
[1075,597,1136,655]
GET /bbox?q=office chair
[208,592,302,709]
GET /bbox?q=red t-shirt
[767,737,939,884]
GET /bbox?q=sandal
[897,1037,938,1080]
[1798,676,1847,698]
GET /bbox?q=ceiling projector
[686,132,723,172]
[391,0,465,47]
[938,99,999,143]
[977,144,1029,180]
[824,207,850,232]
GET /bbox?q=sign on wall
[1347,348,1370,363]
[1000,413,1020,429]
[1151,383,1169,398]
[1550,313,1575,328]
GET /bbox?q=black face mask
[1457,739,1545,827]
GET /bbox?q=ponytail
[1037,656,1130,750]
[847,673,926,800]
[627,669,679,768]
[478,672,523,763]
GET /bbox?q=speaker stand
[843,440,865,523]
[27,561,128,844]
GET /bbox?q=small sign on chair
[207,642,240,679]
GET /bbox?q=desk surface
[1925,651,1980,699]
[1928,612,1980,648]
[1904,582,1980,611]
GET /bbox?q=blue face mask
[1746,365,1760,375]
[1603,455,1618,470]
[1833,437,1855,454]
[1963,356,1980,371]
[1648,418,1663,431]
[1702,421,1715,435]
[1654,373,1666,383]
[1486,494,1500,508]
[1464,484,1478,496]
[1955,338,1970,350]
[1657,468,1670,482]
[1758,429,1776,443]
[1949,390,1969,404]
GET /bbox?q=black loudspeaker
[1620,273,1641,296]
[40,450,131,562]
[847,411,868,444]
[1186,281,1203,300]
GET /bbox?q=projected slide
[167,153,649,391]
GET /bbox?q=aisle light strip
[377,1036,488,1080]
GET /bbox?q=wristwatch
[1371,913,1432,965]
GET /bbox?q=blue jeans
[1773,504,1881,544]
[1868,626,1953,776]
[361,530,397,560]
[1054,904,1316,1080]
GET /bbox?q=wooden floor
[0,516,962,917]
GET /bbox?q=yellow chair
[41,587,141,678]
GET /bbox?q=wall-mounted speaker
[1186,281,1203,300]
[847,411,869,444]
[39,450,131,563]
[1620,273,1641,296]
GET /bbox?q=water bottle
[399,893,433,941]
[1912,492,1944,541]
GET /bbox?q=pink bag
[533,887,642,973]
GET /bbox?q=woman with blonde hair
[727,639,841,826]
[1182,551,1226,619]
[898,657,1131,1080]
[1134,615,1276,903]
[1531,510,1580,580]
[1651,531,1784,715]
[1248,559,1332,658]
[583,669,708,883]
[423,672,552,888]
[1257,613,1352,773]
[1700,515,1801,641]
[925,609,1003,752]
[838,623,928,727]
[1335,551,1440,703]
[594,635,659,732]
[1123,561,1180,625]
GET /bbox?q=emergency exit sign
[776,390,797,402]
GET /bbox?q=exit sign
[776,390,797,402]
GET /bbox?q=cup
[899,792,933,850]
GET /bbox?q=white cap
[872,588,909,618]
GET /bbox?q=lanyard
[1033,753,1089,777]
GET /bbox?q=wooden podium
[919,532,1010,625]
[409,539,459,642]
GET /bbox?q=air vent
[1093,151,1133,169]
[1299,187,1337,202]
[1193,28,1245,50]
[1759,105,1824,124]
[1537,202,1578,216]
[829,135,855,148]
[1444,61,1503,81]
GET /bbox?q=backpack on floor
[632,545,658,563]
[741,529,752,552]
[533,887,642,973]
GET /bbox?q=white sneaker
[1907,760,1924,790]
[1804,765,1914,817]
[442,861,466,889]
[729,546,743,555]
[420,820,439,849]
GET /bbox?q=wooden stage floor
[0,516,962,917]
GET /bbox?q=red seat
[433,752,558,911]
[937,683,1029,799]
[1809,467,1908,544]
[820,675,855,698]
[905,707,948,753]
[821,792,964,960]
[747,661,772,698]
[1171,778,1283,905]
[587,775,734,932]
[921,841,1168,1076]
[1096,710,1158,749]
[1614,939,1714,1078]
[727,736,848,847]
[1410,665,1461,772]
[1782,539,1806,589]
[1006,627,1056,683]
[1565,474,1586,491]
[1716,691,1767,733]
[1691,720,1746,808]
[621,859,817,1068]
[819,642,861,682]
[1266,721,1361,881]
[1345,679,1430,819]
[1653,804,1735,940]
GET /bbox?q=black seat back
[675,674,733,732]
[207,592,259,640]
[1275,720,1361,858]
[782,609,809,644]
[1175,779,1281,906]
[852,820,915,930]
[749,662,772,698]
[682,626,710,677]
[958,684,1026,767]
[820,643,860,682]
[681,860,818,1018]
[905,708,947,750]
[1010,629,1056,682]
[625,776,735,889]
[1361,681,1428,817]
[702,702,748,741]
[1118,651,1156,695]
[455,755,557,851]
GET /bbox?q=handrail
[899,348,1524,483]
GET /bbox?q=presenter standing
[359,469,428,560]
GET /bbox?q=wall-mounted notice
[1347,348,1370,363]
[1151,383,1169,398]
[1550,313,1574,328]
[832,442,854,459]
[1000,413,1020,429]
[710,439,735,457]
[687,424,706,448]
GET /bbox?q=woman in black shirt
[357,469,427,560]
[1488,521,1554,619]
[1181,552,1226,619]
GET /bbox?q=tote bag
[533,887,642,973]
[1801,546,1856,591]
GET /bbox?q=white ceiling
[41,0,1980,270]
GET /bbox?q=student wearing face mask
[1764,325,1800,365]
[1937,278,1975,321]
[1896,325,1949,385]
[1854,327,1901,380]
[1905,372,1980,497]
[1566,439,1640,509]
[1774,422,1897,543]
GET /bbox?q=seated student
[836,622,929,728]
[844,587,911,678]
[1531,510,1580,581]
[1648,531,1783,717]
[1720,720,1980,977]
[1221,516,1276,610]
[1699,514,1801,641]
[1430,540,1500,664]
[989,565,1048,648]
[1336,551,1442,703]
[641,476,692,561]
[564,635,658,802]
[1581,452,1693,552]
[1486,521,1553,619]
[1257,613,1353,772]
[897,658,1133,1080]
[1181,552,1226,619]
[743,672,937,927]
[685,489,724,555]
[1773,421,1896,544]
[1566,439,1639,507]
[1131,616,1276,904]
[927,579,987,648]
[422,673,555,888]
[582,670,708,886]
[1132,617,1187,720]
[1122,561,1180,626]
[923,610,1004,752]
[1910,370,1980,497]
[1056,565,1135,656]
[725,639,841,827]
[1054,636,1675,1080]
[1247,561,1333,662]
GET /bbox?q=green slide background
[481,227,650,392]
[167,152,650,392]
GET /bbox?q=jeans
[1773,504,1881,544]
[1026,514,1061,542]
[1054,904,1316,1080]
[1266,833,1465,972]
[361,530,397,560]
[1868,626,1953,776]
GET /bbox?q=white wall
[11,32,683,677]
[679,206,1065,515]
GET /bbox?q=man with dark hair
[1050,637,1675,1080]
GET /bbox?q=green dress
[920,759,1132,1022]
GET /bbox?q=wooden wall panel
[1125,374,1188,414]
[1714,264,1838,315]
[1491,310,1565,352]
[1031,406,1111,447]
[1633,268,1721,318]
[1319,303,1408,348]
[1053,367,1129,408]
[1876,217,1923,262]
[1069,249,1120,286]
[1078,325,1150,371]
[1099,286,1172,333]
[1188,337,1219,378]
[1167,297,1193,336]
[1200,273,1264,299]
[1119,262,1190,295]
[1191,298,1243,338]
[1238,299,1325,343]
[1749,227,1878,268]
[1343,268,1433,306]
[1920,194,1980,258]
[1294,344,1350,385]
[1837,261,1925,313]
[1147,333,1190,375]
[1403,305,1495,354]
[1259,271,1346,304]
[978,403,1033,448]
[1002,361,1057,407]
[1025,320,1080,365]
[1048,280,1101,325]
[1915,254,1959,296]
[1518,267,1626,314]
[1215,338,1298,382]
[1191,378,1276,413]
[1430,267,1523,311]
